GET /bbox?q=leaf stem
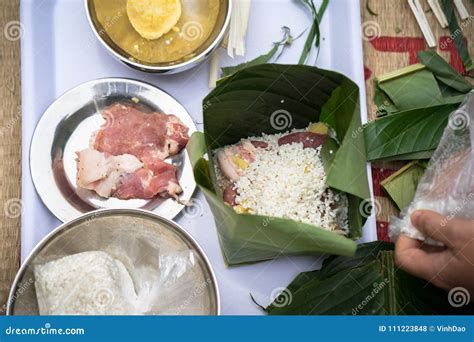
[376,64,426,83]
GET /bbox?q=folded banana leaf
[374,51,471,114]
[266,242,474,315]
[187,64,371,265]
[417,51,472,94]
[378,68,446,111]
[381,161,426,210]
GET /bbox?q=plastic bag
[390,92,474,245]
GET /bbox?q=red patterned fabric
[364,66,372,80]
[377,221,391,242]
[369,37,426,64]
[371,167,397,197]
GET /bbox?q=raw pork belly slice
[114,159,182,200]
[76,149,181,200]
[76,149,143,198]
[75,103,189,200]
[93,103,189,161]
[216,140,259,182]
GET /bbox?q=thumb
[411,210,460,248]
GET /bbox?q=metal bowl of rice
[7,209,219,315]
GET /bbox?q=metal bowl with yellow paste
[90,0,221,65]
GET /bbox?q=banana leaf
[373,83,398,117]
[364,104,457,161]
[266,242,474,315]
[417,51,473,94]
[374,51,471,114]
[187,64,371,265]
[366,52,470,162]
[381,161,426,210]
[378,68,445,110]
[442,0,473,71]
[376,149,434,161]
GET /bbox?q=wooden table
[0,0,472,311]
[0,0,21,314]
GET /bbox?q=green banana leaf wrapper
[187,64,371,265]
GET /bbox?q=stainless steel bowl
[84,0,232,74]
[7,209,220,315]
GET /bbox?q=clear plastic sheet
[390,92,474,245]
[33,248,201,315]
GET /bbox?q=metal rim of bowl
[84,0,232,73]
[6,208,221,315]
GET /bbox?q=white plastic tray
[20,0,376,315]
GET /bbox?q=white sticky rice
[215,131,349,234]
[34,251,139,315]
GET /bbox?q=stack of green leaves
[266,242,474,315]
[187,64,370,265]
[365,51,472,162]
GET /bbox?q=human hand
[395,210,474,298]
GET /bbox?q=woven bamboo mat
[361,0,474,241]
[0,0,472,310]
[0,0,21,313]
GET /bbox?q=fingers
[410,210,463,248]
[395,235,439,282]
